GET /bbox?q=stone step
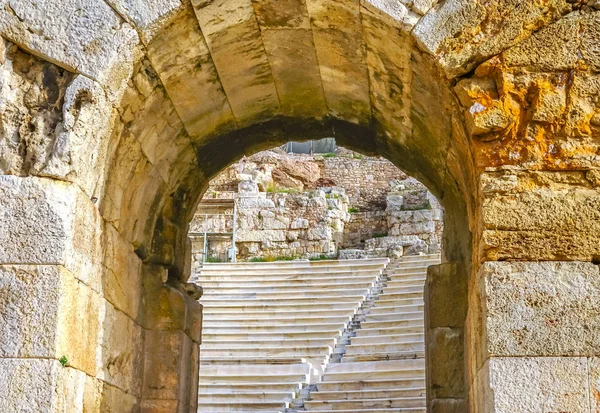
[360,318,423,330]
[351,333,424,345]
[195,401,286,412]
[200,355,327,365]
[359,312,423,324]
[201,346,332,357]
[326,359,424,373]
[199,267,383,277]
[344,342,424,356]
[202,258,388,270]
[321,368,424,382]
[376,292,423,301]
[201,363,309,375]
[304,396,426,410]
[202,323,347,333]
[199,383,299,393]
[202,315,351,325]
[202,287,373,297]
[341,351,425,362]
[308,387,426,401]
[201,337,337,348]
[387,267,430,275]
[373,297,423,307]
[199,276,378,287]
[366,304,424,315]
[197,272,380,282]
[198,392,292,403]
[355,326,423,337]
[202,330,342,340]
[303,409,425,413]
[201,295,366,304]
[315,378,426,392]
[203,310,355,320]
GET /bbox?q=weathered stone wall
[342,211,388,248]
[318,149,408,210]
[191,182,349,264]
[193,150,439,259]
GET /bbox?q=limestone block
[413,0,571,77]
[261,28,328,118]
[291,217,309,229]
[0,265,100,376]
[252,0,310,29]
[426,327,466,399]
[0,359,88,413]
[305,0,371,124]
[478,261,600,357]
[0,172,102,292]
[140,399,180,413]
[0,0,138,99]
[105,0,185,43]
[193,0,280,123]
[429,398,468,413]
[426,263,467,328]
[589,358,600,412]
[103,224,143,320]
[142,329,192,401]
[97,300,144,396]
[502,11,596,72]
[84,377,138,412]
[482,174,600,260]
[477,357,590,412]
[146,7,235,139]
[237,229,287,242]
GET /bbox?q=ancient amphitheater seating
[193,254,440,412]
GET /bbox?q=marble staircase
[193,254,440,412]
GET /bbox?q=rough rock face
[0,1,599,412]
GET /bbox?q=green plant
[322,152,337,158]
[275,255,297,261]
[348,207,359,213]
[249,257,267,262]
[205,256,223,263]
[353,154,363,159]
[59,356,68,367]
[309,254,331,261]
[373,232,388,238]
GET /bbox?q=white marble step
[202,315,351,325]
[359,312,424,323]
[201,337,337,348]
[373,297,423,307]
[201,295,366,304]
[360,317,423,330]
[341,351,425,362]
[199,276,378,286]
[344,342,424,356]
[304,396,426,410]
[321,368,424,382]
[308,387,426,401]
[314,378,426,392]
[202,330,342,340]
[199,267,383,277]
[202,323,347,333]
[366,304,424,315]
[305,408,425,413]
[201,345,332,357]
[203,310,355,320]
[195,401,287,412]
[355,325,423,337]
[351,333,424,345]
[197,271,381,281]
[202,258,388,270]
[202,287,373,297]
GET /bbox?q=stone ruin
[1,1,600,412]
[190,149,443,264]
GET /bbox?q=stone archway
[1,1,599,412]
